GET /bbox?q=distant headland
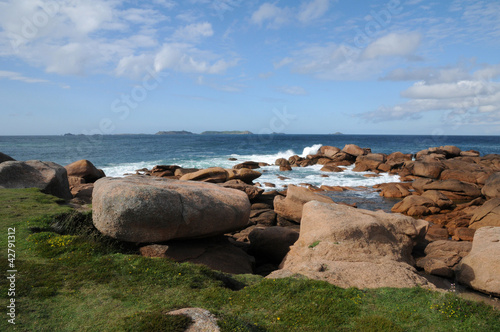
[201,131,253,135]
[155,130,195,135]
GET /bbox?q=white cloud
[401,80,491,99]
[276,85,308,95]
[359,63,500,125]
[251,0,330,28]
[251,3,290,28]
[362,32,422,60]
[116,54,155,78]
[381,66,471,84]
[59,1,116,34]
[298,0,330,23]
[173,22,213,42]
[0,70,49,84]
[154,43,237,74]
[153,0,177,9]
[0,1,237,81]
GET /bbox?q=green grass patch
[308,240,320,248]
[1,188,500,331]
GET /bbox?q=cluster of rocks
[1,146,499,297]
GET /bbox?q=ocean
[1,134,498,211]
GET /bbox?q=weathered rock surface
[274,185,333,223]
[93,176,251,243]
[233,161,261,169]
[248,227,299,264]
[140,237,254,274]
[278,201,432,289]
[167,308,220,332]
[249,209,277,226]
[320,164,343,172]
[150,165,180,178]
[469,198,500,229]
[179,167,229,183]
[391,195,437,216]
[179,167,261,184]
[0,152,15,163]
[228,168,262,184]
[413,161,444,179]
[64,159,105,203]
[0,160,72,199]
[375,182,411,198]
[416,240,472,278]
[422,179,482,200]
[219,180,263,200]
[342,144,367,157]
[456,227,500,296]
[319,145,340,158]
[482,172,500,199]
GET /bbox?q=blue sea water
[1,134,498,211]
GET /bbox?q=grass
[1,188,500,331]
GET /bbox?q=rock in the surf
[92,176,251,243]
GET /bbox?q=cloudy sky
[1,0,499,135]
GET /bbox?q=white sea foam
[99,144,399,190]
[100,161,163,177]
[300,144,322,157]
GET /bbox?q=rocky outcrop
[375,182,411,198]
[0,152,15,163]
[391,195,438,216]
[167,308,220,332]
[273,185,333,223]
[456,227,500,296]
[353,153,387,172]
[482,172,500,199]
[320,164,343,172]
[219,180,263,200]
[179,167,229,183]
[149,165,180,178]
[65,159,106,203]
[233,161,261,170]
[179,167,261,184]
[65,159,105,183]
[92,176,251,243]
[469,198,500,229]
[249,209,277,226]
[342,144,368,157]
[248,227,299,264]
[412,161,444,179]
[319,146,341,158]
[140,237,254,274]
[0,160,72,199]
[422,179,482,200]
[416,240,472,279]
[276,201,432,289]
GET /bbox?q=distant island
[331,132,343,135]
[155,130,195,135]
[200,131,253,135]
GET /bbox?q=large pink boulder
[92,176,251,243]
[456,227,500,296]
[272,201,432,289]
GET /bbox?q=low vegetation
[1,188,499,331]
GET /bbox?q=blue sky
[0,0,499,135]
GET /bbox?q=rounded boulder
[92,176,251,243]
